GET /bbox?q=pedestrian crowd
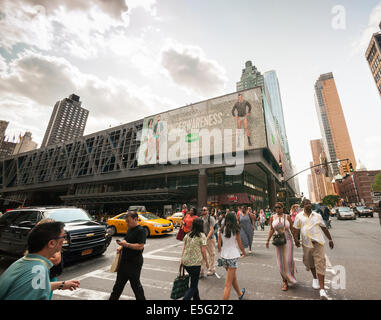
[0,200,335,300]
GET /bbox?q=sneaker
[312,279,320,290]
[239,288,246,300]
[320,289,331,300]
[207,271,215,276]
[200,271,206,278]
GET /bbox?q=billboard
[137,87,267,167]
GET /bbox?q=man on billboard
[231,93,252,147]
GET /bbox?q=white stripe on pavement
[53,287,134,300]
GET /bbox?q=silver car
[337,207,356,220]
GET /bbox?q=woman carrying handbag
[266,202,297,291]
[178,207,198,241]
[179,218,209,300]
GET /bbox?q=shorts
[237,116,247,121]
[302,242,326,276]
[221,258,238,269]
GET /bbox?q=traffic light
[342,163,349,174]
[349,163,354,172]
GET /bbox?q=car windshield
[45,208,93,223]
[356,207,365,210]
[140,213,160,220]
[339,207,351,212]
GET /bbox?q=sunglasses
[54,234,68,240]
[202,209,208,211]
[274,206,282,209]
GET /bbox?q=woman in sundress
[238,206,254,254]
[265,202,297,291]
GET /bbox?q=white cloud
[352,1,381,55]
[0,0,158,59]
[0,51,175,144]
[161,40,228,97]
[0,55,7,74]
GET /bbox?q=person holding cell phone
[109,211,146,300]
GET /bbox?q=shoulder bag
[170,264,190,299]
[176,227,185,241]
[272,215,287,247]
[110,251,122,273]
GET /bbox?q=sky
[1,0,381,198]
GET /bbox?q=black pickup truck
[0,207,112,263]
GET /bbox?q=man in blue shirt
[0,221,66,300]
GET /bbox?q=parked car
[0,207,112,262]
[336,207,356,220]
[166,212,184,227]
[106,212,174,237]
[353,206,373,218]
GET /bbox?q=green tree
[322,195,340,208]
[371,173,381,192]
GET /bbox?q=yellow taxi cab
[166,212,184,227]
[106,212,174,237]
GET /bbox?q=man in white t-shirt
[293,199,334,300]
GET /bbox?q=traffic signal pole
[280,158,349,209]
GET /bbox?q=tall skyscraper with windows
[310,139,335,201]
[41,94,89,148]
[314,73,356,176]
[263,70,290,159]
[0,120,8,143]
[365,23,381,98]
[236,60,298,193]
[236,61,264,91]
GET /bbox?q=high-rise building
[13,131,38,155]
[0,120,16,159]
[0,120,8,142]
[264,70,290,158]
[314,73,356,176]
[236,61,299,193]
[307,174,317,203]
[310,139,335,202]
[365,23,381,98]
[236,61,264,91]
[41,94,89,148]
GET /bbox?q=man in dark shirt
[109,211,146,300]
[231,94,252,147]
[317,204,330,228]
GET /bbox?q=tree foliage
[371,173,381,192]
[322,195,340,208]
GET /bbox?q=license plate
[81,249,93,256]
[167,228,172,232]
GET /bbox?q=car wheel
[144,227,150,238]
[109,226,117,236]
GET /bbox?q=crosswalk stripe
[53,287,134,300]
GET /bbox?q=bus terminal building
[0,87,298,216]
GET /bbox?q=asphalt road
[1,214,380,300]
